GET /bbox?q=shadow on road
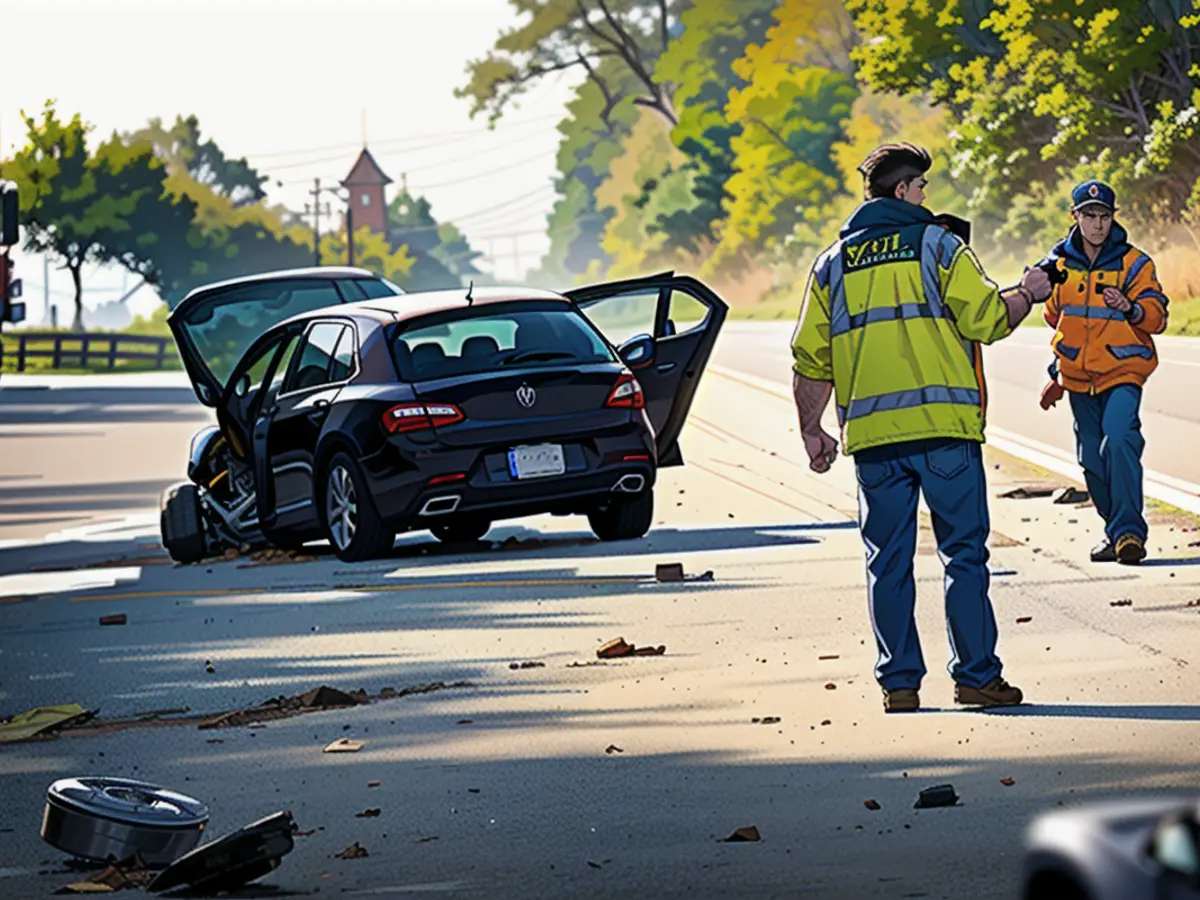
[1138,557,1200,567]
[0,385,209,424]
[982,703,1200,722]
[0,479,172,517]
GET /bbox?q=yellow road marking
[67,575,648,603]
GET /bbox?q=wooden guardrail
[0,331,174,371]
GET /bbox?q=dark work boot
[1090,539,1117,562]
[1115,533,1147,565]
[954,677,1024,707]
[883,688,920,713]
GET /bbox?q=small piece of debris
[205,738,224,744]
[1000,777,1016,787]
[605,744,624,754]
[456,719,473,725]
[324,738,364,753]
[1052,486,1090,505]
[334,842,369,860]
[819,654,839,661]
[864,799,881,811]
[509,661,546,670]
[355,808,381,818]
[820,719,831,726]
[414,836,439,844]
[751,716,781,725]
[1000,484,1057,499]
[1016,616,1033,624]
[1110,599,1133,607]
[720,826,761,843]
[295,829,318,837]
[824,683,837,690]
[467,788,481,793]
[367,781,381,788]
[204,661,215,674]
[380,687,398,698]
[99,614,127,627]
[655,563,685,583]
[596,637,665,659]
[587,861,603,869]
[914,785,959,809]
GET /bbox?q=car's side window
[263,333,302,404]
[283,323,350,394]
[353,278,402,299]
[574,289,660,347]
[667,290,710,337]
[1152,817,1200,877]
[328,326,356,383]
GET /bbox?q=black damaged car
[160,266,727,563]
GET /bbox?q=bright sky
[0,0,578,322]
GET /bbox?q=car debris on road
[914,785,960,809]
[719,826,761,843]
[596,637,666,659]
[145,811,296,894]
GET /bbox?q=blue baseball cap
[1071,179,1116,212]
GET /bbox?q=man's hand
[1040,379,1064,410]
[802,428,838,473]
[1103,286,1132,313]
[1021,265,1052,302]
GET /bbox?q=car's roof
[294,285,573,327]
[178,267,383,305]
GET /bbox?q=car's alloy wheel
[588,488,654,542]
[321,452,394,562]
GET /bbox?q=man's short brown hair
[857,142,932,200]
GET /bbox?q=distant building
[340,148,392,235]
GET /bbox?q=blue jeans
[854,438,1002,691]
[1067,384,1147,543]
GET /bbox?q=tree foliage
[126,115,268,206]
[1,102,197,330]
[847,0,1200,229]
[319,225,416,284]
[386,191,482,289]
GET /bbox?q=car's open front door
[566,272,727,467]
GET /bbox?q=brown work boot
[954,677,1023,707]
[1115,533,1146,565]
[883,688,920,713]
[1090,539,1117,562]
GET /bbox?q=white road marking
[708,364,1200,517]
[0,566,142,599]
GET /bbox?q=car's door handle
[307,398,331,419]
[656,362,677,374]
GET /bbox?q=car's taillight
[605,373,644,409]
[382,403,465,433]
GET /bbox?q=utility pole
[345,200,355,268]
[305,177,331,266]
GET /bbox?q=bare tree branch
[573,0,677,125]
[657,0,669,53]
[1128,75,1152,133]
[575,53,621,132]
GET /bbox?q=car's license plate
[508,444,565,480]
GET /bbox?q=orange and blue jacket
[1041,222,1169,394]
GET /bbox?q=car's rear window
[389,301,615,382]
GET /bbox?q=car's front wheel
[322,452,394,562]
[588,489,653,542]
[161,483,209,564]
[431,520,491,543]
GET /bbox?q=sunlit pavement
[1,353,1199,898]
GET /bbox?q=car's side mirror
[618,333,655,369]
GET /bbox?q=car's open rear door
[566,272,727,467]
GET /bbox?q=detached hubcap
[327,465,357,551]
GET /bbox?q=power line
[246,113,564,161]
[408,151,559,192]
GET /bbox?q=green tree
[1,102,198,331]
[458,0,689,128]
[126,115,268,206]
[319,225,416,284]
[649,0,779,251]
[846,0,1200,234]
[711,0,858,269]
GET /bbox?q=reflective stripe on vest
[837,385,982,426]
[1060,305,1127,321]
[828,224,957,338]
[1122,253,1150,292]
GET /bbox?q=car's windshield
[390,301,615,382]
[177,278,349,389]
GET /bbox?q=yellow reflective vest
[791,198,1012,456]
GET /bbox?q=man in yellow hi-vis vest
[791,142,1052,714]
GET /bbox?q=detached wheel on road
[431,520,491,544]
[161,483,208,564]
[322,451,394,562]
[588,489,653,542]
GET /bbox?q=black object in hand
[1035,259,1068,286]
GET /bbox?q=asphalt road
[712,321,1200,509]
[1,343,1199,899]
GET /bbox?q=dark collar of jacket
[839,198,934,237]
[1043,222,1132,272]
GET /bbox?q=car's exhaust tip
[612,473,646,494]
[419,495,462,516]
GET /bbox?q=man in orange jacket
[1039,180,1169,564]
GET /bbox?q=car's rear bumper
[363,423,656,529]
